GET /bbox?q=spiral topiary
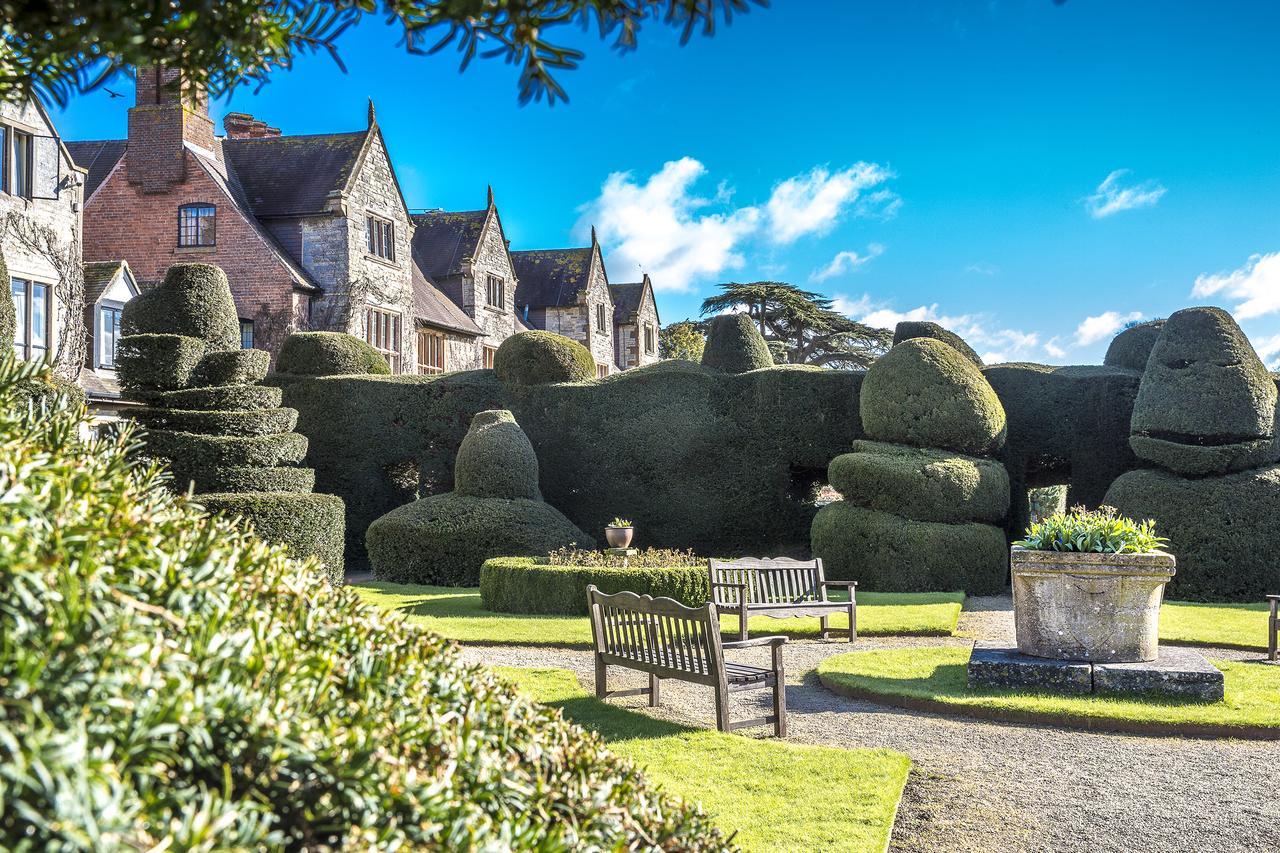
[700,314,774,373]
[120,263,242,351]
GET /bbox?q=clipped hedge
[120,263,241,350]
[191,347,270,386]
[367,494,594,586]
[1130,307,1278,475]
[147,383,283,411]
[862,338,1006,455]
[828,440,1010,524]
[1105,464,1280,601]
[134,406,299,437]
[811,501,1007,593]
[480,556,708,615]
[275,330,391,377]
[198,492,345,587]
[168,464,316,495]
[700,314,774,374]
[893,320,983,366]
[144,429,308,469]
[493,330,595,386]
[1104,319,1164,371]
[0,356,725,850]
[115,333,205,391]
[454,409,542,500]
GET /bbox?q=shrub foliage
[493,330,596,386]
[0,355,728,850]
[275,330,391,376]
[480,556,710,615]
[700,313,774,373]
[1015,505,1166,554]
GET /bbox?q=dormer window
[178,203,216,246]
[486,275,504,309]
[366,213,395,261]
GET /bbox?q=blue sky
[54,0,1280,366]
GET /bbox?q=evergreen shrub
[453,409,542,499]
[144,429,308,469]
[893,320,983,366]
[197,492,346,587]
[149,383,283,411]
[493,330,595,386]
[168,464,316,495]
[700,313,774,373]
[191,347,270,386]
[134,405,299,437]
[0,248,13,346]
[275,330,391,376]
[0,355,725,850]
[115,333,205,391]
[120,263,241,350]
[479,556,709,615]
[1104,319,1165,371]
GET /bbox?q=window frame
[482,345,497,370]
[97,301,125,368]
[596,302,607,336]
[644,323,655,355]
[11,277,51,362]
[239,318,255,350]
[365,213,396,262]
[596,363,609,379]
[10,129,31,199]
[417,329,447,375]
[363,305,402,372]
[177,203,217,247]
[485,274,505,309]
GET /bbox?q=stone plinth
[967,641,1223,701]
[1011,547,1176,662]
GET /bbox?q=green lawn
[817,647,1280,733]
[499,666,911,853]
[1161,600,1270,651]
[354,583,964,647]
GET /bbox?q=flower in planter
[1015,505,1167,554]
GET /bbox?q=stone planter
[1011,546,1176,663]
[604,526,634,549]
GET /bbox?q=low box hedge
[479,556,709,615]
[144,429,308,469]
[134,406,299,437]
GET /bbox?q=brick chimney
[127,66,216,192]
[223,112,282,139]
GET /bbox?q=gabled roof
[65,139,126,198]
[511,247,597,309]
[609,274,658,325]
[410,209,488,280]
[412,263,484,337]
[222,130,367,218]
[83,260,138,305]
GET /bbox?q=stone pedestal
[967,641,1224,701]
[1011,547,1176,662]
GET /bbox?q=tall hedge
[701,313,774,373]
[0,355,728,850]
[119,263,345,582]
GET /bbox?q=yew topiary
[1104,320,1165,371]
[893,320,983,366]
[453,409,541,500]
[700,313,774,374]
[120,263,241,351]
[493,330,595,386]
[275,331,391,376]
[861,338,1007,455]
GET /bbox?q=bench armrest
[820,580,858,588]
[1267,595,1280,601]
[722,635,787,649]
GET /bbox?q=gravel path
[458,595,1280,852]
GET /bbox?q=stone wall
[464,209,517,349]
[633,295,661,368]
[582,249,616,372]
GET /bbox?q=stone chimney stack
[127,66,216,192]
[223,112,282,139]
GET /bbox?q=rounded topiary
[191,348,270,386]
[120,263,241,351]
[454,410,541,500]
[893,321,983,367]
[861,338,1007,455]
[700,314,774,374]
[828,440,1010,524]
[811,501,1008,593]
[1104,320,1165,371]
[1130,307,1278,475]
[493,330,595,386]
[1105,464,1280,601]
[115,334,206,391]
[479,557,708,616]
[275,331,391,377]
[197,492,346,588]
[366,495,594,586]
[0,247,14,348]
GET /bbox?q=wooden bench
[709,557,857,642]
[587,585,788,736]
[1269,595,1279,661]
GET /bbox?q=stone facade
[0,96,86,379]
[610,275,661,370]
[516,239,617,375]
[462,207,518,351]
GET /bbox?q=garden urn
[604,525,634,549]
[1010,546,1176,662]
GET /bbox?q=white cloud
[846,298,1039,362]
[1085,169,1167,218]
[1191,251,1280,320]
[830,293,876,317]
[765,163,897,243]
[1043,337,1068,359]
[578,157,760,292]
[965,262,998,276]
[809,244,885,282]
[1254,334,1280,370]
[581,157,897,291]
[1074,310,1144,346]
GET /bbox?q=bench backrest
[708,557,827,606]
[587,586,723,683]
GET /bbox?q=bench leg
[772,645,787,738]
[819,614,829,639]
[595,658,607,699]
[713,685,731,732]
[1270,602,1278,662]
[848,601,857,643]
[739,607,748,642]
[649,673,661,707]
